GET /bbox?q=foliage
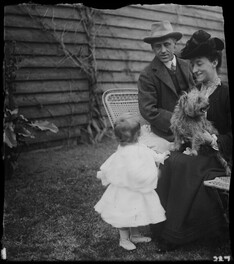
[3,107,59,179]
[3,108,59,150]
[3,41,59,179]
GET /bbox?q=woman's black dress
[155,84,232,245]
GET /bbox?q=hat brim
[181,44,210,59]
[181,38,224,59]
[143,32,183,44]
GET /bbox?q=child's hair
[114,113,141,146]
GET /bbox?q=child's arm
[97,171,110,186]
[152,150,170,166]
[96,151,118,186]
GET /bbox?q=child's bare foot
[119,239,136,250]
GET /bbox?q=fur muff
[170,88,231,176]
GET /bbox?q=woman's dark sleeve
[217,86,232,162]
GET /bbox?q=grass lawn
[3,134,232,261]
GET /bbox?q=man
[138,21,195,142]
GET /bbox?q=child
[94,113,169,250]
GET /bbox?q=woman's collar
[200,77,221,97]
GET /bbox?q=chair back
[102,88,148,128]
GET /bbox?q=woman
[152,30,232,252]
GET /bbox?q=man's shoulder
[176,56,190,65]
[140,57,161,74]
[139,63,153,78]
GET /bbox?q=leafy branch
[3,40,59,180]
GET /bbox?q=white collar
[164,55,176,69]
[200,77,221,97]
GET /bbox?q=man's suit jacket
[138,55,195,142]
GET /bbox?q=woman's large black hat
[180,30,224,59]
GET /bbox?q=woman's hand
[202,131,213,144]
[202,131,219,150]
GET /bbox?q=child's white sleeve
[96,151,117,186]
[152,150,170,165]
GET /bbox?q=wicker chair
[204,176,230,223]
[102,88,171,153]
[102,88,148,127]
[102,88,230,223]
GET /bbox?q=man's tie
[170,62,176,74]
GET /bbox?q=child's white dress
[94,143,167,228]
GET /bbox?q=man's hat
[143,21,183,44]
[180,30,224,59]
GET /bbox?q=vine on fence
[75,4,108,143]
[20,3,108,144]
